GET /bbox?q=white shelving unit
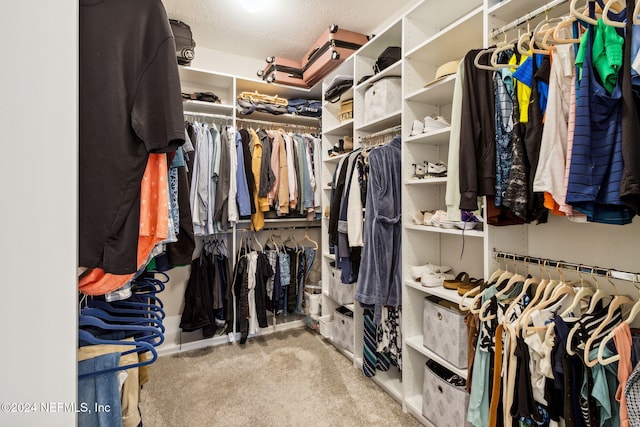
[323,1,640,426]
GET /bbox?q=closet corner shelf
[182,100,235,116]
[404,177,448,186]
[404,76,455,106]
[324,119,354,136]
[404,223,485,237]
[354,61,403,92]
[356,111,402,133]
[404,279,472,306]
[354,357,404,404]
[404,0,481,34]
[405,6,483,63]
[405,335,468,379]
[403,127,450,145]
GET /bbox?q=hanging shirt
[227,126,239,226]
[249,129,265,231]
[79,0,184,274]
[235,131,252,217]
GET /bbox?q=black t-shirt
[79,0,184,274]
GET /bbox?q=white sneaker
[410,119,424,136]
[410,263,452,281]
[425,161,447,177]
[423,116,450,133]
[421,271,455,287]
[431,210,454,229]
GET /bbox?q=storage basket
[333,305,354,353]
[423,295,468,369]
[422,360,470,427]
[328,267,354,305]
[319,314,333,339]
[363,76,401,124]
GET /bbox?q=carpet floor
[139,328,422,427]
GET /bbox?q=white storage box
[333,305,354,354]
[423,295,468,369]
[363,76,401,124]
[328,267,354,305]
[319,314,333,340]
[422,360,470,427]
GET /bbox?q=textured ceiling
[161,0,412,62]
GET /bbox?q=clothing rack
[183,111,233,126]
[493,249,640,283]
[359,124,402,147]
[490,0,568,39]
[235,117,320,134]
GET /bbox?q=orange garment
[544,192,566,216]
[79,154,169,295]
[614,322,633,427]
[249,129,265,231]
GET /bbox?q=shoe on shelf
[424,161,448,178]
[413,211,424,224]
[422,210,435,226]
[411,163,427,179]
[431,210,454,228]
[454,210,483,230]
[409,119,424,136]
[421,270,455,288]
[343,135,354,151]
[410,263,452,281]
[443,272,470,290]
[457,278,485,297]
[423,115,450,133]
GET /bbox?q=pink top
[614,322,633,427]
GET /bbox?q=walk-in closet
[5,0,640,426]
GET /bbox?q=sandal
[443,272,470,290]
[457,278,485,297]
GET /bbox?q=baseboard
[158,314,307,356]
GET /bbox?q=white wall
[0,1,77,426]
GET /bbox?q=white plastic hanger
[583,271,635,367]
[552,16,583,44]
[300,230,319,250]
[597,276,640,365]
[474,47,499,71]
[560,266,594,318]
[603,0,626,27]
[571,0,598,25]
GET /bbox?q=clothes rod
[236,117,320,131]
[183,111,232,120]
[362,124,402,139]
[490,0,568,39]
[493,249,640,283]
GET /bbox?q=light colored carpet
[139,328,422,427]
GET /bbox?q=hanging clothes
[355,136,402,325]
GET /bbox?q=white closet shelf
[323,251,334,259]
[404,75,455,105]
[325,150,354,164]
[356,111,402,132]
[178,66,234,88]
[404,177,448,186]
[405,0,481,32]
[404,223,485,237]
[354,61,403,92]
[182,100,235,116]
[405,336,468,379]
[404,128,451,145]
[487,0,557,23]
[404,279,473,306]
[323,87,354,108]
[324,119,354,136]
[354,357,404,404]
[355,18,402,60]
[237,110,321,126]
[405,7,483,64]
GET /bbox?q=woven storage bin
[422,360,470,427]
[333,305,354,353]
[328,267,354,305]
[423,295,467,369]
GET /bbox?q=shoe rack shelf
[404,128,451,145]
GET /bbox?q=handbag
[324,75,353,103]
[373,46,401,74]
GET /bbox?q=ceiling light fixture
[240,0,273,13]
